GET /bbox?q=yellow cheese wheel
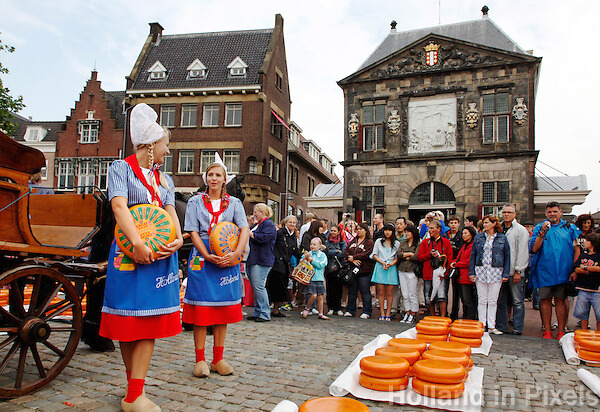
[416,322,449,335]
[387,338,428,354]
[298,397,370,412]
[412,377,465,399]
[413,359,467,384]
[416,332,448,343]
[574,329,600,339]
[423,316,452,324]
[449,324,485,339]
[422,349,470,369]
[467,358,474,371]
[428,341,472,357]
[452,319,484,328]
[359,373,409,392]
[578,337,600,352]
[407,365,414,377]
[359,355,410,379]
[375,346,421,365]
[449,334,483,347]
[578,348,600,363]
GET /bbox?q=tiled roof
[10,112,64,142]
[358,18,528,71]
[129,29,273,91]
[105,91,126,129]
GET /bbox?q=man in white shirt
[299,213,316,245]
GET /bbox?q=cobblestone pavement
[2,310,600,411]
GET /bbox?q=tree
[0,35,25,135]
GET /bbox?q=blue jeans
[347,275,372,316]
[573,290,600,320]
[248,264,272,320]
[496,276,525,333]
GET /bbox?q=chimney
[390,20,397,33]
[90,70,97,81]
[149,22,164,43]
[481,5,489,18]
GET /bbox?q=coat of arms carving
[348,113,359,138]
[465,103,479,129]
[512,97,528,126]
[424,43,440,66]
[387,109,401,135]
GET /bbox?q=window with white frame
[159,154,172,174]
[482,92,510,143]
[78,161,95,194]
[187,59,207,79]
[41,160,48,180]
[178,150,195,174]
[271,113,286,140]
[57,161,74,189]
[25,127,42,142]
[79,122,100,143]
[248,157,258,174]
[268,156,280,183]
[148,61,167,81]
[288,165,298,194]
[181,104,197,127]
[481,181,510,216]
[98,161,110,190]
[160,105,175,128]
[307,176,315,197]
[363,104,386,151]
[227,56,248,77]
[223,150,240,173]
[225,103,242,126]
[201,150,217,173]
[202,103,219,127]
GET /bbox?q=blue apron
[102,241,180,316]
[184,239,241,307]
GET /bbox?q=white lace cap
[130,103,164,147]
[202,152,236,185]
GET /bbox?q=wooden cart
[0,131,105,398]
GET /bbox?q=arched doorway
[408,182,456,224]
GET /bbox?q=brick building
[338,9,542,223]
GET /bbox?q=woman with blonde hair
[183,153,249,378]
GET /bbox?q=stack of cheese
[378,339,425,377]
[449,319,485,347]
[422,340,474,377]
[412,359,467,399]
[415,316,451,343]
[574,329,600,364]
[298,397,369,411]
[359,355,411,391]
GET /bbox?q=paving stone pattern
[2,313,600,411]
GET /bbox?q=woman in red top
[450,226,478,320]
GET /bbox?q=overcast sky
[2,0,598,215]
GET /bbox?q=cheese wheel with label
[412,377,465,399]
[359,355,410,378]
[388,338,428,354]
[452,319,484,328]
[416,322,449,335]
[423,316,452,324]
[428,341,472,357]
[298,396,370,412]
[577,337,600,352]
[375,346,421,365]
[578,348,600,363]
[359,373,409,392]
[422,349,470,369]
[449,324,485,339]
[416,332,448,343]
[413,359,467,384]
[449,334,482,347]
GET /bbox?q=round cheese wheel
[209,221,245,264]
[413,359,467,384]
[416,332,448,343]
[298,396,370,412]
[359,373,409,392]
[450,325,485,339]
[452,319,484,328]
[407,365,414,377]
[578,348,600,363]
[467,358,474,371]
[574,329,600,339]
[416,322,449,335]
[578,337,600,352]
[359,355,410,378]
[423,316,452,324]
[375,346,421,365]
[422,349,470,369]
[428,341,472,357]
[387,338,428,354]
[412,377,465,399]
[449,334,483,347]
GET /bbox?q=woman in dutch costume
[100,103,183,412]
[183,154,249,377]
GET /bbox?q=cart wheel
[0,265,82,398]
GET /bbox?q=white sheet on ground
[559,332,600,365]
[271,400,299,412]
[330,334,483,412]
[396,327,493,356]
[578,368,600,399]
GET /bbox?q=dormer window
[227,56,248,77]
[24,126,45,142]
[148,60,167,81]
[187,59,207,79]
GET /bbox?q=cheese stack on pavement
[412,359,467,399]
[428,341,474,370]
[298,397,369,411]
[359,355,411,391]
[416,316,451,343]
[448,319,485,348]
[376,345,422,377]
[574,330,600,364]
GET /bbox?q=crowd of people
[243,203,599,343]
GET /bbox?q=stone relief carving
[408,97,457,154]
[512,97,528,126]
[465,102,479,129]
[348,113,359,137]
[387,109,401,135]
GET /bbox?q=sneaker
[564,327,573,333]
[360,313,370,319]
[373,299,380,308]
[489,328,503,335]
[311,308,319,315]
[336,310,344,316]
[542,331,552,339]
[400,313,409,323]
[291,301,299,308]
[406,314,415,323]
[281,304,292,311]
[344,312,353,317]
[327,310,334,316]
[551,322,558,330]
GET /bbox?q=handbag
[413,261,423,278]
[291,257,315,285]
[326,256,342,273]
[338,263,359,285]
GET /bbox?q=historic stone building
[338,9,541,223]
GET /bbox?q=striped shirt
[108,160,175,207]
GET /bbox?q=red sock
[213,346,224,364]
[195,348,205,363]
[124,379,144,403]
[126,370,131,381]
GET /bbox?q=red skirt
[182,303,242,326]
[100,312,181,342]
